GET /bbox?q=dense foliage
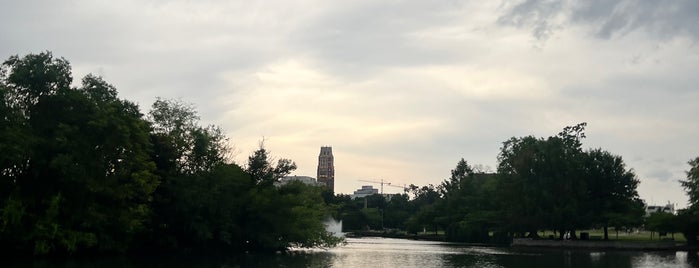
[679,156,699,244]
[0,52,341,256]
[2,52,694,254]
[333,123,648,243]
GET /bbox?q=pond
[8,237,698,267]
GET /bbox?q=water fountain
[324,217,344,237]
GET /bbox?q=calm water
[7,237,699,267]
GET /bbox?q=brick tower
[317,146,335,193]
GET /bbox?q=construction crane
[386,183,409,192]
[357,179,394,194]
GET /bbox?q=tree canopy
[0,52,341,256]
[331,122,646,244]
[2,51,683,254]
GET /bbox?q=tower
[317,146,335,193]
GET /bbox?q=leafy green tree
[495,123,588,238]
[405,184,441,234]
[0,52,159,254]
[149,98,229,175]
[496,136,556,237]
[242,146,340,251]
[2,52,71,112]
[383,194,411,230]
[681,157,699,208]
[435,159,499,242]
[0,52,343,256]
[145,98,253,252]
[246,142,297,185]
[582,149,642,240]
[679,156,699,244]
[0,81,31,200]
[646,212,679,240]
[606,198,645,239]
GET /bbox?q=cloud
[498,0,699,41]
[648,169,673,182]
[1,0,698,205]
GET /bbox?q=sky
[1,0,698,207]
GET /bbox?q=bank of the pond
[347,231,698,251]
[511,238,697,251]
[345,231,445,242]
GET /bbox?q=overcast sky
[2,0,698,207]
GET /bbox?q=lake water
[8,237,699,267]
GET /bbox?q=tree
[495,123,588,238]
[437,159,495,242]
[148,98,229,175]
[405,184,441,234]
[679,156,699,244]
[582,149,642,240]
[246,142,297,185]
[0,53,159,254]
[1,51,72,113]
[646,212,679,240]
[383,194,411,230]
[681,157,699,208]
[145,98,251,252]
[241,145,340,251]
[0,52,344,255]
[0,81,31,199]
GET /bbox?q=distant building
[317,146,335,193]
[275,175,324,187]
[351,185,379,199]
[645,202,675,216]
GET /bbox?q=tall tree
[495,123,588,238]
[148,98,229,175]
[681,157,699,208]
[246,142,297,185]
[2,51,71,113]
[582,149,642,240]
[0,53,159,254]
[437,159,494,242]
[679,156,699,244]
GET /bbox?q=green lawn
[538,229,686,242]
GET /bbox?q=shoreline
[345,232,698,251]
[511,238,693,251]
[344,231,445,242]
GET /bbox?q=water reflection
[7,238,697,268]
[630,251,696,268]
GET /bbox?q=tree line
[2,52,697,256]
[0,52,341,256]
[330,124,699,245]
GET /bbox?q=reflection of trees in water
[225,251,335,268]
[7,242,696,267]
[453,248,637,268]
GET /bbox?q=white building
[350,185,379,199]
[645,202,675,216]
[275,175,324,187]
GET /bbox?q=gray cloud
[649,169,674,182]
[498,0,699,41]
[1,0,697,205]
[286,1,477,77]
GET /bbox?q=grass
[537,229,687,243]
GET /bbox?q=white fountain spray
[324,217,344,237]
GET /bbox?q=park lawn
[538,229,686,242]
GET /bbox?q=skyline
[1,0,698,207]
